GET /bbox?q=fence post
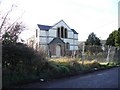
[82,42,85,65]
[117,47,120,62]
[106,45,111,63]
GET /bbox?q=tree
[0,4,24,42]
[2,22,25,45]
[118,28,120,32]
[85,32,101,46]
[106,28,120,47]
[118,28,120,46]
[84,32,102,54]
[106,30,116,46]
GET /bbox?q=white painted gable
[52,20,72,31]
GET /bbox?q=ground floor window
[66,42,70,50]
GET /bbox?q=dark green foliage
[107,31,115,45]
[2,23,24,45]
[85,32,102,54]
[85,32,101,46]
[2,43,47,87]
[118,29,120,46]
[46,61,70,77]
[118,28,120,32]
[69,60,84,72]
[2,44,35,69]
[106,28,120,47]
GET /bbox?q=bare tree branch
[5,11,25,32]
[0,4,25,42]
[0,5,14,33]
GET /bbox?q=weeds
[3,45,118,88]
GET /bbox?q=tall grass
[2,44,118,88]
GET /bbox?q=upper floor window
[61,26,64,38]
[65,28,67,38]
[57,27,60,37]
[57,26,68,38]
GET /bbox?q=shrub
[58,65,70,73]
[2,43,48,87]
[47,61,70,76]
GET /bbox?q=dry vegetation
[49,57,108,65]
[3,47,119,88]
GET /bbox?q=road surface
[19,67,119,88]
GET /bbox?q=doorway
[56,45,61,57]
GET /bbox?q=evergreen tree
[85,32,101,46]
[106,28,120,47]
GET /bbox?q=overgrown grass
[3,45,119,88]
[39,57,118,81]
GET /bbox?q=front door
[56,45,61,57]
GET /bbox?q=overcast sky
[0,0,119,41]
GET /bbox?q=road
[19,67,119,88]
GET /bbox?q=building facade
[28,20,79,57]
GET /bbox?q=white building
[27,20,79,57]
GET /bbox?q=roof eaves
[71,29,78,34]
[37,24,52,31]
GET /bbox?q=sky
[0,0,119,41]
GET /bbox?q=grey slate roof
[37,24,52,31]
[71,29,78,34]
[37,23,78,34]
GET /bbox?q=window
[57,26,68,38]
[65,28,68,38]
[57,27,60,37]
[61,26,64,38]
[36,29,38,37]
[66,42,70,50]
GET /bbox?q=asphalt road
[20,67,119,88]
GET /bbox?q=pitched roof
[37,24,52,31]
[49,37,65,45]
[52,20,71,30]
[71,29,78,34]
[37,20,78,34]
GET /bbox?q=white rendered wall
[68,31,74,38]
[70,46,74,50]
[64,39,70,43]
[74,34,78,39]
[40,30,47,36]
[48,37,54,43]
[35,26,40,48]
[74,40,78,45]
[49,29,56,37]
[52,20,71,32]
[63,39,74,45]
[39,37,47,44]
